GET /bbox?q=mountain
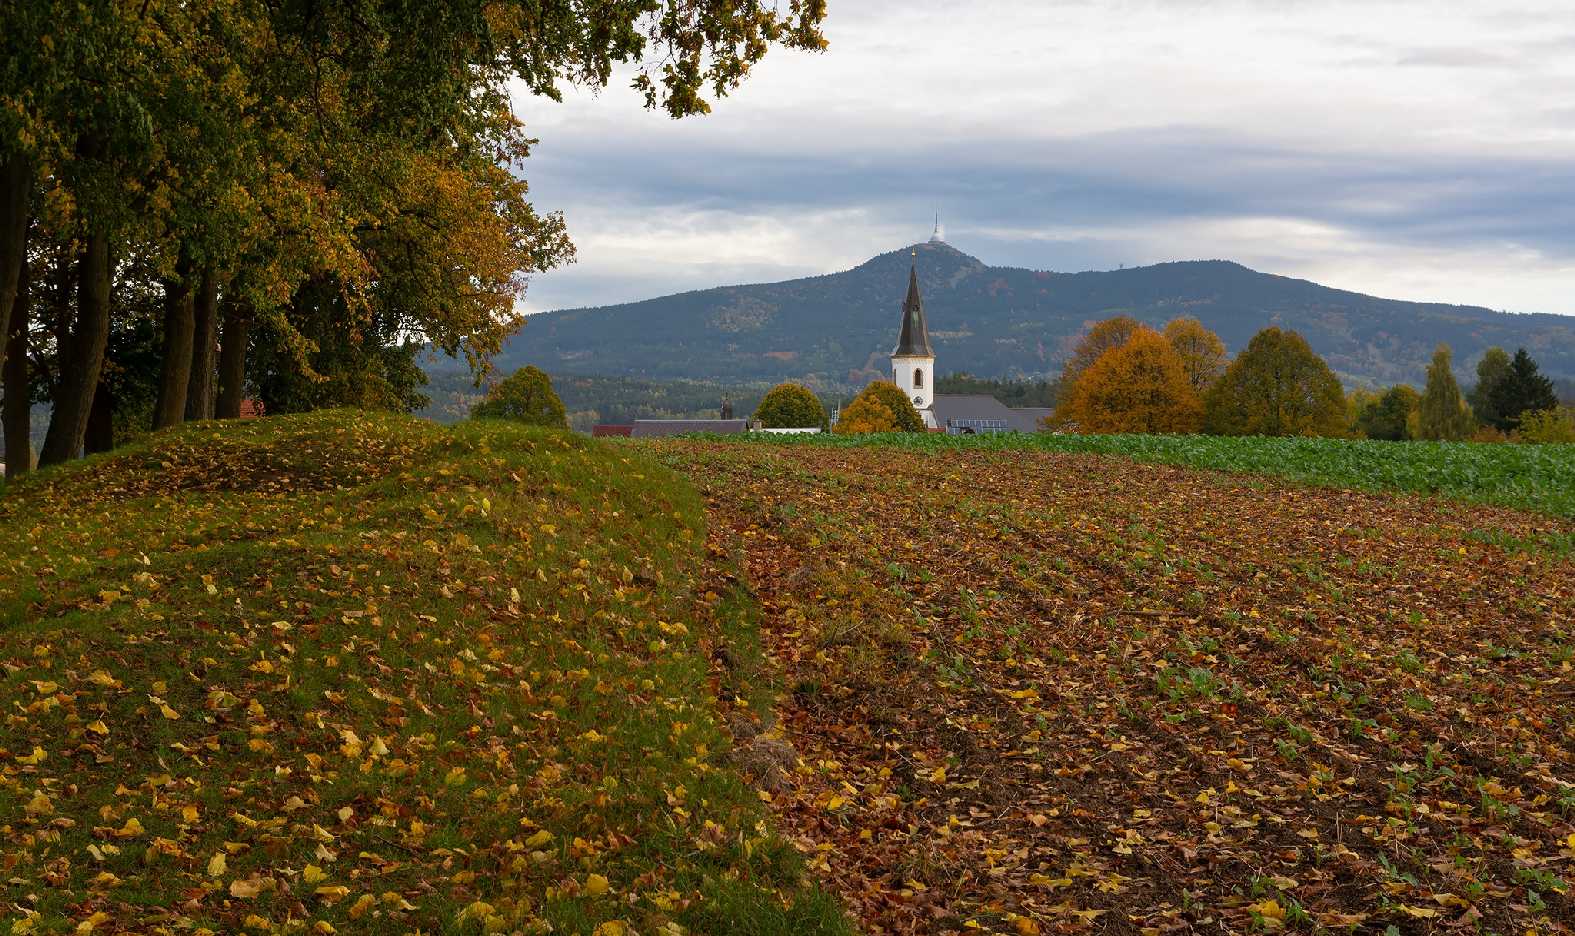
[493,242,1575,389]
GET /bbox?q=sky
[510,0,1575,317]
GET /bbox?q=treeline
[935,373,1059,408]
[1,1,826,475]
[1050,316,1572,442]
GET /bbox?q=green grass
[0,411,849,935]
[723,431,1575,517]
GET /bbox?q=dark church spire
[892,262,934,357]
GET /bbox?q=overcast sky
[511,0,1575,317]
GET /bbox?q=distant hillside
[496,242,1575,388]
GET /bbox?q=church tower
[891,261,936,418]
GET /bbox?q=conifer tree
[1417,345,1473,441]
[1486,348,1558,431]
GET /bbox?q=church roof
[892,264,934,358]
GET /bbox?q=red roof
[239,399,265,419]
[592,424,633,437]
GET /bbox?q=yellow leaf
[348,894,376,919]
[88,670,120,688]
[585,873,610,897]
[160,703,180,720]
[17,746,47,766]
[24,791,52,816]
[86,720,109,736]
[303,864,328,885]
[524,829,553,849]
[1398,905,1439,919]
[594,924,626,936]
[315,885,350,901]
[115,817,145,838]
[1248,898,1285,921]
[75,912,111,934]
[230,877,264,898]
[929,766,947,783]
[207,852,227,877]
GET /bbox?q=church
[882,231,1052,434]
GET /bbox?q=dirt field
[657,441,1575,934]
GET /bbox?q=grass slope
[738,432,1575,519]
[0,411,848,935]
[655,440,1575,934]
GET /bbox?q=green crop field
[737,432,1575,518]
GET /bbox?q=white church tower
[892,260,936,424]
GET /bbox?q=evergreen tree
[1487,348,1558,430]
[1203,328,1346,437]
[1468,347,1512,430]
[1417,345,1473,441]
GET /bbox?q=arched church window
[914,368,924,389]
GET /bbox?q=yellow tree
[1164,317,1228,393]
[1065,327,1204,433]
[833,395,898,434]
[1054,316,1142,423]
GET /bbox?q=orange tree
[1204,327,1346,436]
[1064,327,1203,433]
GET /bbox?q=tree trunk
[39,231,112,466]
[185,268,218,420]
[0,153,28,377]
[3,252,29,477]
[152,256,195,430]
[84,377,113,454]
[216,297,251,419]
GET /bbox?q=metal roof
[892,264,934,358]
[629,419,750,438]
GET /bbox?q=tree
[1468,347,1512,430]
[1059,316,1141,389]
[1417,345,1474,441]
[1163,317,1228,393]
[1486,348,1558,431]
[851,380,925,432]
[1204,328,1346,437]
[12,0,829,464]
[471,366,567,429]
[832,395,898,434]
[1064,327,1203,433]
[754,383,826,428]
[1355,385,1420,441]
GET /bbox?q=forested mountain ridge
[494,242,1575,388]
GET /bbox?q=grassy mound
[0,411,848,934]
[737,432,1575,518]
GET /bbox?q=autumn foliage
[754,382,827,428]
[1062,327,1204,433]
[835,380,924,433]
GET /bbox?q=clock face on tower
[913,395,924,404]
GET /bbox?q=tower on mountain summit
[891,261,935,420]
[929,215,945,244]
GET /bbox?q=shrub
[1517,407,1575,444]
[754,383,827,428]
[837,381,924,433]
[1064,327,1203,433]
[1204,328,1346,437]
[471,365,567,428]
